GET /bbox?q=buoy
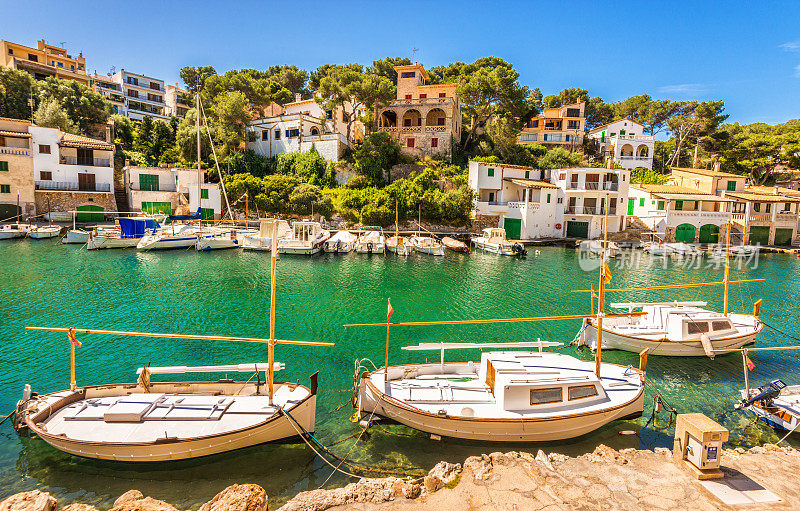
[619,430,636,436]
[655,396,662,413]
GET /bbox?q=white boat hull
[739,387,800,433]
[87,236,140,250]
[196,236,240,251]
[474,240,515,255]
[0,231,25,240]
[28,227,62,239]
[386,244,411,256]
[137,233,199,251]
[355,242,385,254]
[63,229,91,244]
[278,241,326,255]
[582,320,760,356]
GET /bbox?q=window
[286,129,299,138]
[431,138,438,148]
[274,129,281,140]
[557,197,563,204]
[201,188,209,199]
[712,320,732,331]
[530,388,563,405]
[657,200,665,210]
[753,203,760,212]
[150,82,160,90]
[0,184,9,193]
[610,132,616,137]
[40,171,52,180]
[687,322,710,334]
[400,71,415,78]
[520,134,538,142]
[28,54,38,62]
[39,144,51,154]
[419,94,427,99]
[565,135,571,142]
[128,90,139,98]
[727,180,736,191]
[261,130,268,141]
[128,77,138,85]
[568,385,598,400]
[639,198,645,207]
[7,48,12,55]
[70,64,74,71]
[675,200,683,210]
[525,171,530,179]
[405,94,412,100]
[546,193,551,204]
[487,168,494,177]
[406,138,415,148]
[0,161,8,172]
[139,173,160,191]
[567,120,579,129]
[439,92,446,98]
[325,110,333,120]
[488,192,495,203]
[620,129,626,135]
[765,203,771,213]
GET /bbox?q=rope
[761,321,800,344]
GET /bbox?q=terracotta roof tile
[671,167,742,179]
[59,132,114,150]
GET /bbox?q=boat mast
[595,194,609,377]
[724,220,731,316]
[196,92,202,230]
[417,203,421,237]
[395,199,399,239]
[269,220,278,404]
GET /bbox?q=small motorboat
[442,236,469,253]
[386,235,412,256]
[242,219,291,251]
[711,244,759,260]
[665,242,702,257]
[354,231,385,254]
[410,235,445,256]
[28,225,62,239]
[137,223,203,251]
[641,232,669,256]
[324,230,357,253]
[738,379,800,436]
[579,239,620,258]
[196,228,245,251]
[472,228,525,255]
[277,220,330,255]
[0,223,34,240]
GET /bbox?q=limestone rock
[654,447,672,457]
[423,461,462,492]
[0,491,57,511]
[489,451,518,466]
[463,454,493,481]
[199,485,267,511]
[548,452,568,463]
[535,450,554,471]
[585,444,628,464]
[277,477,419,511]
[62,505,99,511]
[110,491,176,511]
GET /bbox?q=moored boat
[354,231,385,254]
[242,219,291,251]
[665,242,702,257]
[137,222,202,251]
[473,227,525,255]
[63,229,92,244]
[277,220,330,255]
[28,225,62,239]
[88,218,159,250]
[0,223,33,240]
[410,235,445,256]
[386,235,411,256]
[442,236,469,253]
[324,230,357,253]
[579,239,620,258]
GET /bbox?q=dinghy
[442,237,469,253]
[63,229,92,244]
[354,231,385,254]
[579,239,620,258]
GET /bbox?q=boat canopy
[119,217,159,238]
[609,301,707,309]
[168,208,202,222]
[402,341,563,351]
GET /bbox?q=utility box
[673,413,728,479]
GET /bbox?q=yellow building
[519,102,585,150]
[0,117,35,219]
[670,166,747,195]
[0,39,89,85]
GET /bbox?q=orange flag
[387,298,394,321]
[68,328,81,348]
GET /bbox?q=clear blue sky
[3,0,799,126]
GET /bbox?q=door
[0,204,21,221]
[698,224,719,244]
[76,204,104,222]
[774,228,793,246]
[504,218,521,240]
[201,207,215,225]
[78,173,96,191]
[750,226,770,245]
[566,221,589,238]
[141,201,172,215]
[675,224,695,243]
[627,198,635,215]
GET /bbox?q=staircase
[113,171,130,213]
[626,215,650,231]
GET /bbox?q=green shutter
[141,201,172,215]
[76,204,104,222]
[525,171,529,179]
[546,193,551,204]
[639,198,645,207]
[675,200,683,210]
[753,203,760,212]
[657,201,665,210]
[201,188,209,199]
[0,161,8,171]
[0,184,9,193]
[487,168,494,177]
[139,174,160,191]
[488,192,495,203]
[727,180,736,191]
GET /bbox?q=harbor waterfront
[1,241,799,508]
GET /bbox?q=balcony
[612,134,655,142]
[567,182,619,191]
[35,181,111,192]
[475,201,509,215]
[60,156,112,167]
[0,147,30,156]
[618,156,651,161]
[775,212,798,224]
[565,206,618,215]
[389,97,457,108]
[669,210,731,224]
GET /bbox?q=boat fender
[430,433,442,441]
[655,396,661,413]
[699,334,714,359]
[358,419,372,429]
[366,242,373,254]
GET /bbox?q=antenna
[110,66,116,74]
[59,41,66,48]
[412,48,419,63]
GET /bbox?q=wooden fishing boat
[410,236,444,256]
[63,229,92,244]
[28,225,62,239]
[472,228,525,255]
[442,237,469,253]
[354,231,385,254]
[0,223,34,240]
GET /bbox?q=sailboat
[386,200,411,256]
[409,205,444,256]
[28,197,62,239]
[242,218,291,251]
[577,220,763,357]
[14,222,333,462]
[87,217,160,250]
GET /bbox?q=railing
[670,210,731,220]
[749,214,772,222]
[568,182,619,191]
[0,147,30,156]
[611,134,655,141]
[565,206,617,215]
[425,126,447,132]
[60,156,111,167]
[775,212,798,223]
[619,156,651,161]
[35,181,111,192]
[731,213,746,221]
[507,201,541,211]
[390,97,457,107]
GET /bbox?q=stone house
[724,188,800,246]
[0,118,36,219]
[375,64,462,159]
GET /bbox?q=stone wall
[0,150,35,217]
[34,191,117,220]
[389,164,424,182]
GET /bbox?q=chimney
[713,161,721,173]
[606,158,613,170]
[774,186,779,195]
[294,93,302,103]
[105,122,113,144]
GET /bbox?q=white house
[30,126,117,219]
[587,118,654,170]
[628,184,732,243]
[468,161,629,240]
[124,165,222,219]
[245,96,364,161]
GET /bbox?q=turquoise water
[0,240,798,508]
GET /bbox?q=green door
[774,228,793,246]
[141,201,172,215]
[504,218,521,240]
[566,221,589,239]
[675,223,696,243]
[627,198,635,215]
[750,226,770,245]
[201,207,215,225]
[76,204,104,222]
[698,224,719,244]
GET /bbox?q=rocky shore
[2,445,798,511]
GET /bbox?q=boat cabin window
[686,321,710,334]
[712,320,733,331]
[530,387,562,405]
[568,385,599,401]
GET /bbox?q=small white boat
[643,243,670,256]
[88,218,160,250]
[277,221,330,255]
[196,227,257,251]
[410,235,445,256]
[0,223,34,240]
[386,235,412,256]
[354,231,385,254]
[579,301,762,357]
[473,228,524,255]
[711,244,759,260]
[357,342,645,442]
[324,230,357,253]
[579,239,620,258]
[63,229,92,244]
[665,242,702,257]
[242,219,292,251]
[442,236,469,253]
[28,225,62,239]
[137,224,203,251]
[738,379,800,435]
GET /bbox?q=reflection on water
[0,241,798,508]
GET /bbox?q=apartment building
[165,83,191,118]
[113,69,169,121]
[245,95,362,161]
[124,165,222,219]
[518,102,585,150]
[587,118,654,170]
[628,184,732,242]
[0,118,36,219]
[1,38,89,85]
[90,73,126,115]
[468,160,629,239]
[375,64,462,158]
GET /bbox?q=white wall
[29,126,114,191]
[245,114,345,161]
